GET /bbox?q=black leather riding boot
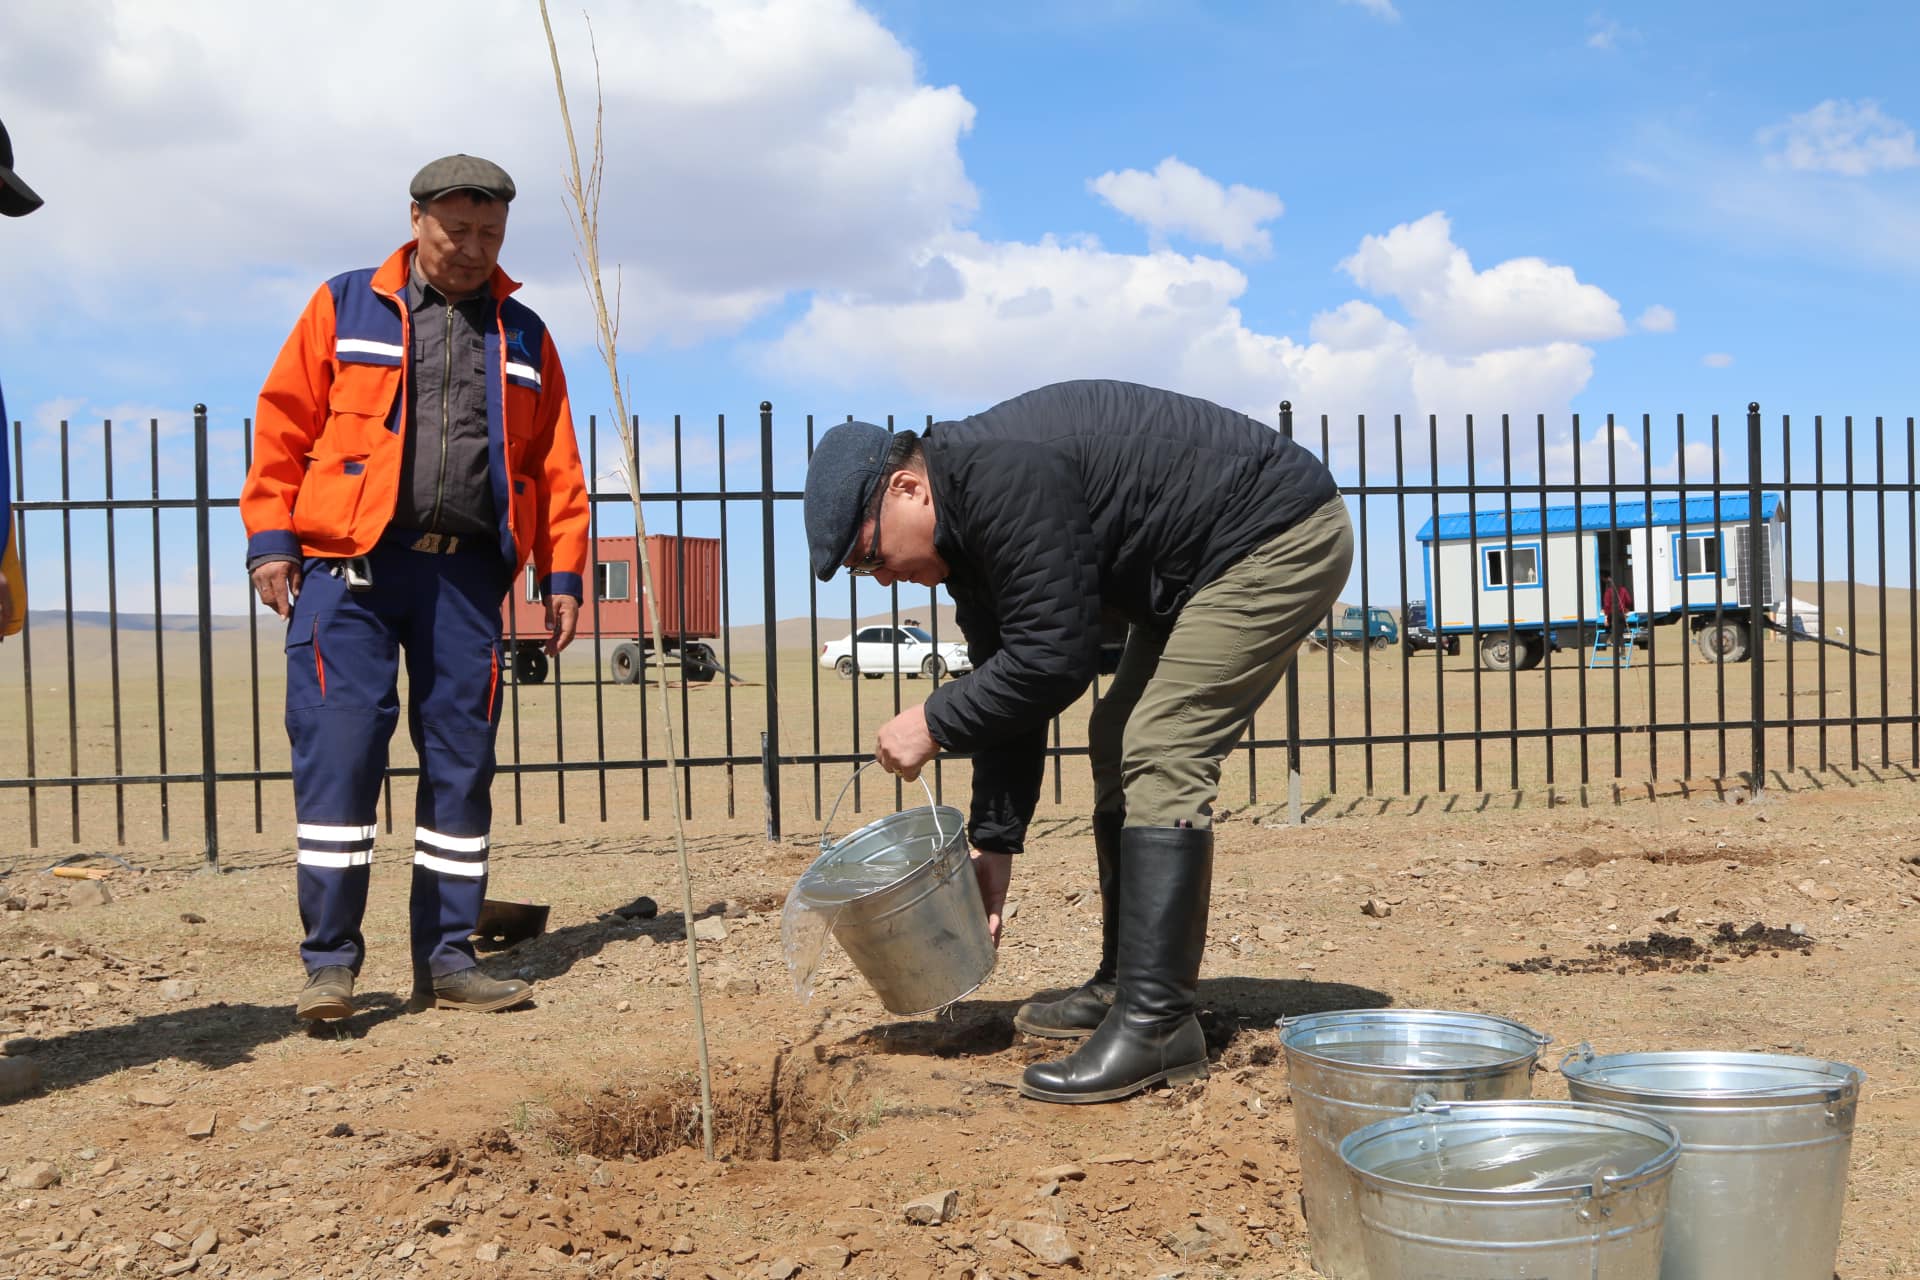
[1019,824,1213,1104]
[1013,810,1124,1038]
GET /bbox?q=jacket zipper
[429,299,454,532]
[494,310,513,545]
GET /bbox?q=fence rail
[3,402,1916,866]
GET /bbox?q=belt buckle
[410,532,458,555]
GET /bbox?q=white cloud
[1654,439,1723,483]
[1338,212,1626,355]
[1628,120,1920,275]
[1586,15,1640,51]
[0,0,1634,456]
[766,210,1625,430]
[1636,304,1676,332]
[0,0,978,347]
[1759,99,1920,177]
[1341,0,1400,22]
[1542,426,1725,487]
[1702,352,1735,368]
[1089,156,1285,256]
[1544,420,1644,484]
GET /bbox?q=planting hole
[553,1055,872,1163]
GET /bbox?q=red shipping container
[503,534,721,642]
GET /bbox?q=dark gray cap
[804,421,893,581]
[409,154,516,205]
[0,116,44,218]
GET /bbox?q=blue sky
[1,0,1915,621]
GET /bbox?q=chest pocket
[324,366,398,447]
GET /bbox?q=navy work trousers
[285,541,508,979]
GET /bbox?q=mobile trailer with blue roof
[1414,492,1786,670]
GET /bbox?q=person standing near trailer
[1602,570,1632,653]
[0,114,45,643]
[804,380,1351,1104]
[241,155,591,1021]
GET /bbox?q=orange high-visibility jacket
[240,243,590,601]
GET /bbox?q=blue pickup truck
[1310,605,1399,650]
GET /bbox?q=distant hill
[25,611,251,633]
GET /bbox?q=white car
[820,624,972,679]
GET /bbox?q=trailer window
[596,561,631,601]
[1677,533,1720,578]
[1483,546,1538,589]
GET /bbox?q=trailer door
[1593,528,1647,621]
[1646,525,1672,614]
[1630,525,1653,620]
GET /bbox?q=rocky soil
[2,770,1918,1278]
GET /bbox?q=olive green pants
[1088,495,1353,826]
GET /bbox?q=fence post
[194,403,220,870]
[760,401,783,840]
[1280,401,1303,826]
[1747,401,1766,793]
[761,731,776,842]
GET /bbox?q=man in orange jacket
[241,155,590,1021]
[0,114,44,643]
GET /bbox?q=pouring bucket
[796,764,995,1016]
[1279,1008,1551,1278]
[1340,1097,1682,1280]
[1561,1047,1864,1280]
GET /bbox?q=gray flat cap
[410,154,516,205]
[804,421,893,581]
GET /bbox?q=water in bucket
[1305,1039,1523,1070]
[1366,1129,1667,1193]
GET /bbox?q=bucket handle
[1556,1040,1597,1074]
[821,760,945,854]
[1587,1146,1675,1198]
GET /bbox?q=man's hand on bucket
[875,704,940,781]
[970,848,1012,945]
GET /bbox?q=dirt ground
[1,769,1917,1279]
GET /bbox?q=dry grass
[1,580,1916,861]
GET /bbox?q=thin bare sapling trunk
[538,1,715,1160]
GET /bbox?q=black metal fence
[3,402,1915,866]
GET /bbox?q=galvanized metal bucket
[1341,1097,1682,1280]
[1279,1008,1551,1279]
[806,764,995,1017]
[1561,1046,1865,1280]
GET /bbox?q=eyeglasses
[846,475,891,576]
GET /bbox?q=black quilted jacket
[919,380,1339,852]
